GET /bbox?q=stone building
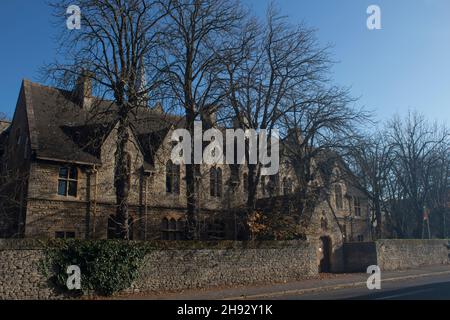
[0,78,371,272]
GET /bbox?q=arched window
[161,218,169,240]
[335,184,343,210]
[207,219,226,240]
[210,167,222,197]
[169,219,177,240]
[161,218,184,240]
[243,173,248,193]
[166,160,180,194]
[58,166,78,197]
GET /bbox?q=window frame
[161,218,184,240]
[335,184,343,210]
[57,166,79,198]
[354,197,362,217]
[55,231,76,239]
[166,160,180,195]
[210,167,222,198]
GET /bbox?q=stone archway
[319,236,332,273]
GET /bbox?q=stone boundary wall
[0,240,318,300]
[343,240,450,272]
[376,239,450,271]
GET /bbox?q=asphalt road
[275,273,450,300]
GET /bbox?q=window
[161,218,184,240]
[354,197,362,217]
[335,184,343,210]
[210,167,222,197]
[58,167,78,197]
[357,235,364,242]
[321,216,328,231]
[207,220,226,240]
[166,161,180,194]
[55,231,76,239]
[282,177,293,196]
[243,173,248,193]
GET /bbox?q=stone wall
[0,240,318,300]
[343,239,450,272]
[375,239,450,271]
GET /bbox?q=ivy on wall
[40,240,146,296]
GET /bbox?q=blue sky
[1,0,450,125]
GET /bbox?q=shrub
[41,240,146,296]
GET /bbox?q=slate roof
[22,80,184,168]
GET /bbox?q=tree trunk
[374,191,382,239]
[246,164,259,213]
[185,105,198,239]
[114,113,131,240]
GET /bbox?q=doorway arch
[319,236,332,273]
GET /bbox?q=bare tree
[386,112,449,238]
[220,4,370,227]
[157,0,245,239]
[47,0,168,239]
[220,5,338,214]
[347,132,394,239]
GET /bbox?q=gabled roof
[22,80,184,167]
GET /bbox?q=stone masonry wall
[375,239,450,271]
[343,239,450,272]
[0,240,318,300]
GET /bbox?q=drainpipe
[92,165,98,237]
[144,173,148,240]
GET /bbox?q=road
[269,272,450,300]
[119,265,450,300]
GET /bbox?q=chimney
[74,71,93,110]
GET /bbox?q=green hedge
[40,240,146,296]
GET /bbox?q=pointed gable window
[166,160,180,194]
[335,184,343,210]
[210,167,222,197]
[58,167,78,197]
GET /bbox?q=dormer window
[58,167,78,197]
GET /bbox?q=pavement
[118,264,450,300]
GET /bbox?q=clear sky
[1,0,450,125]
